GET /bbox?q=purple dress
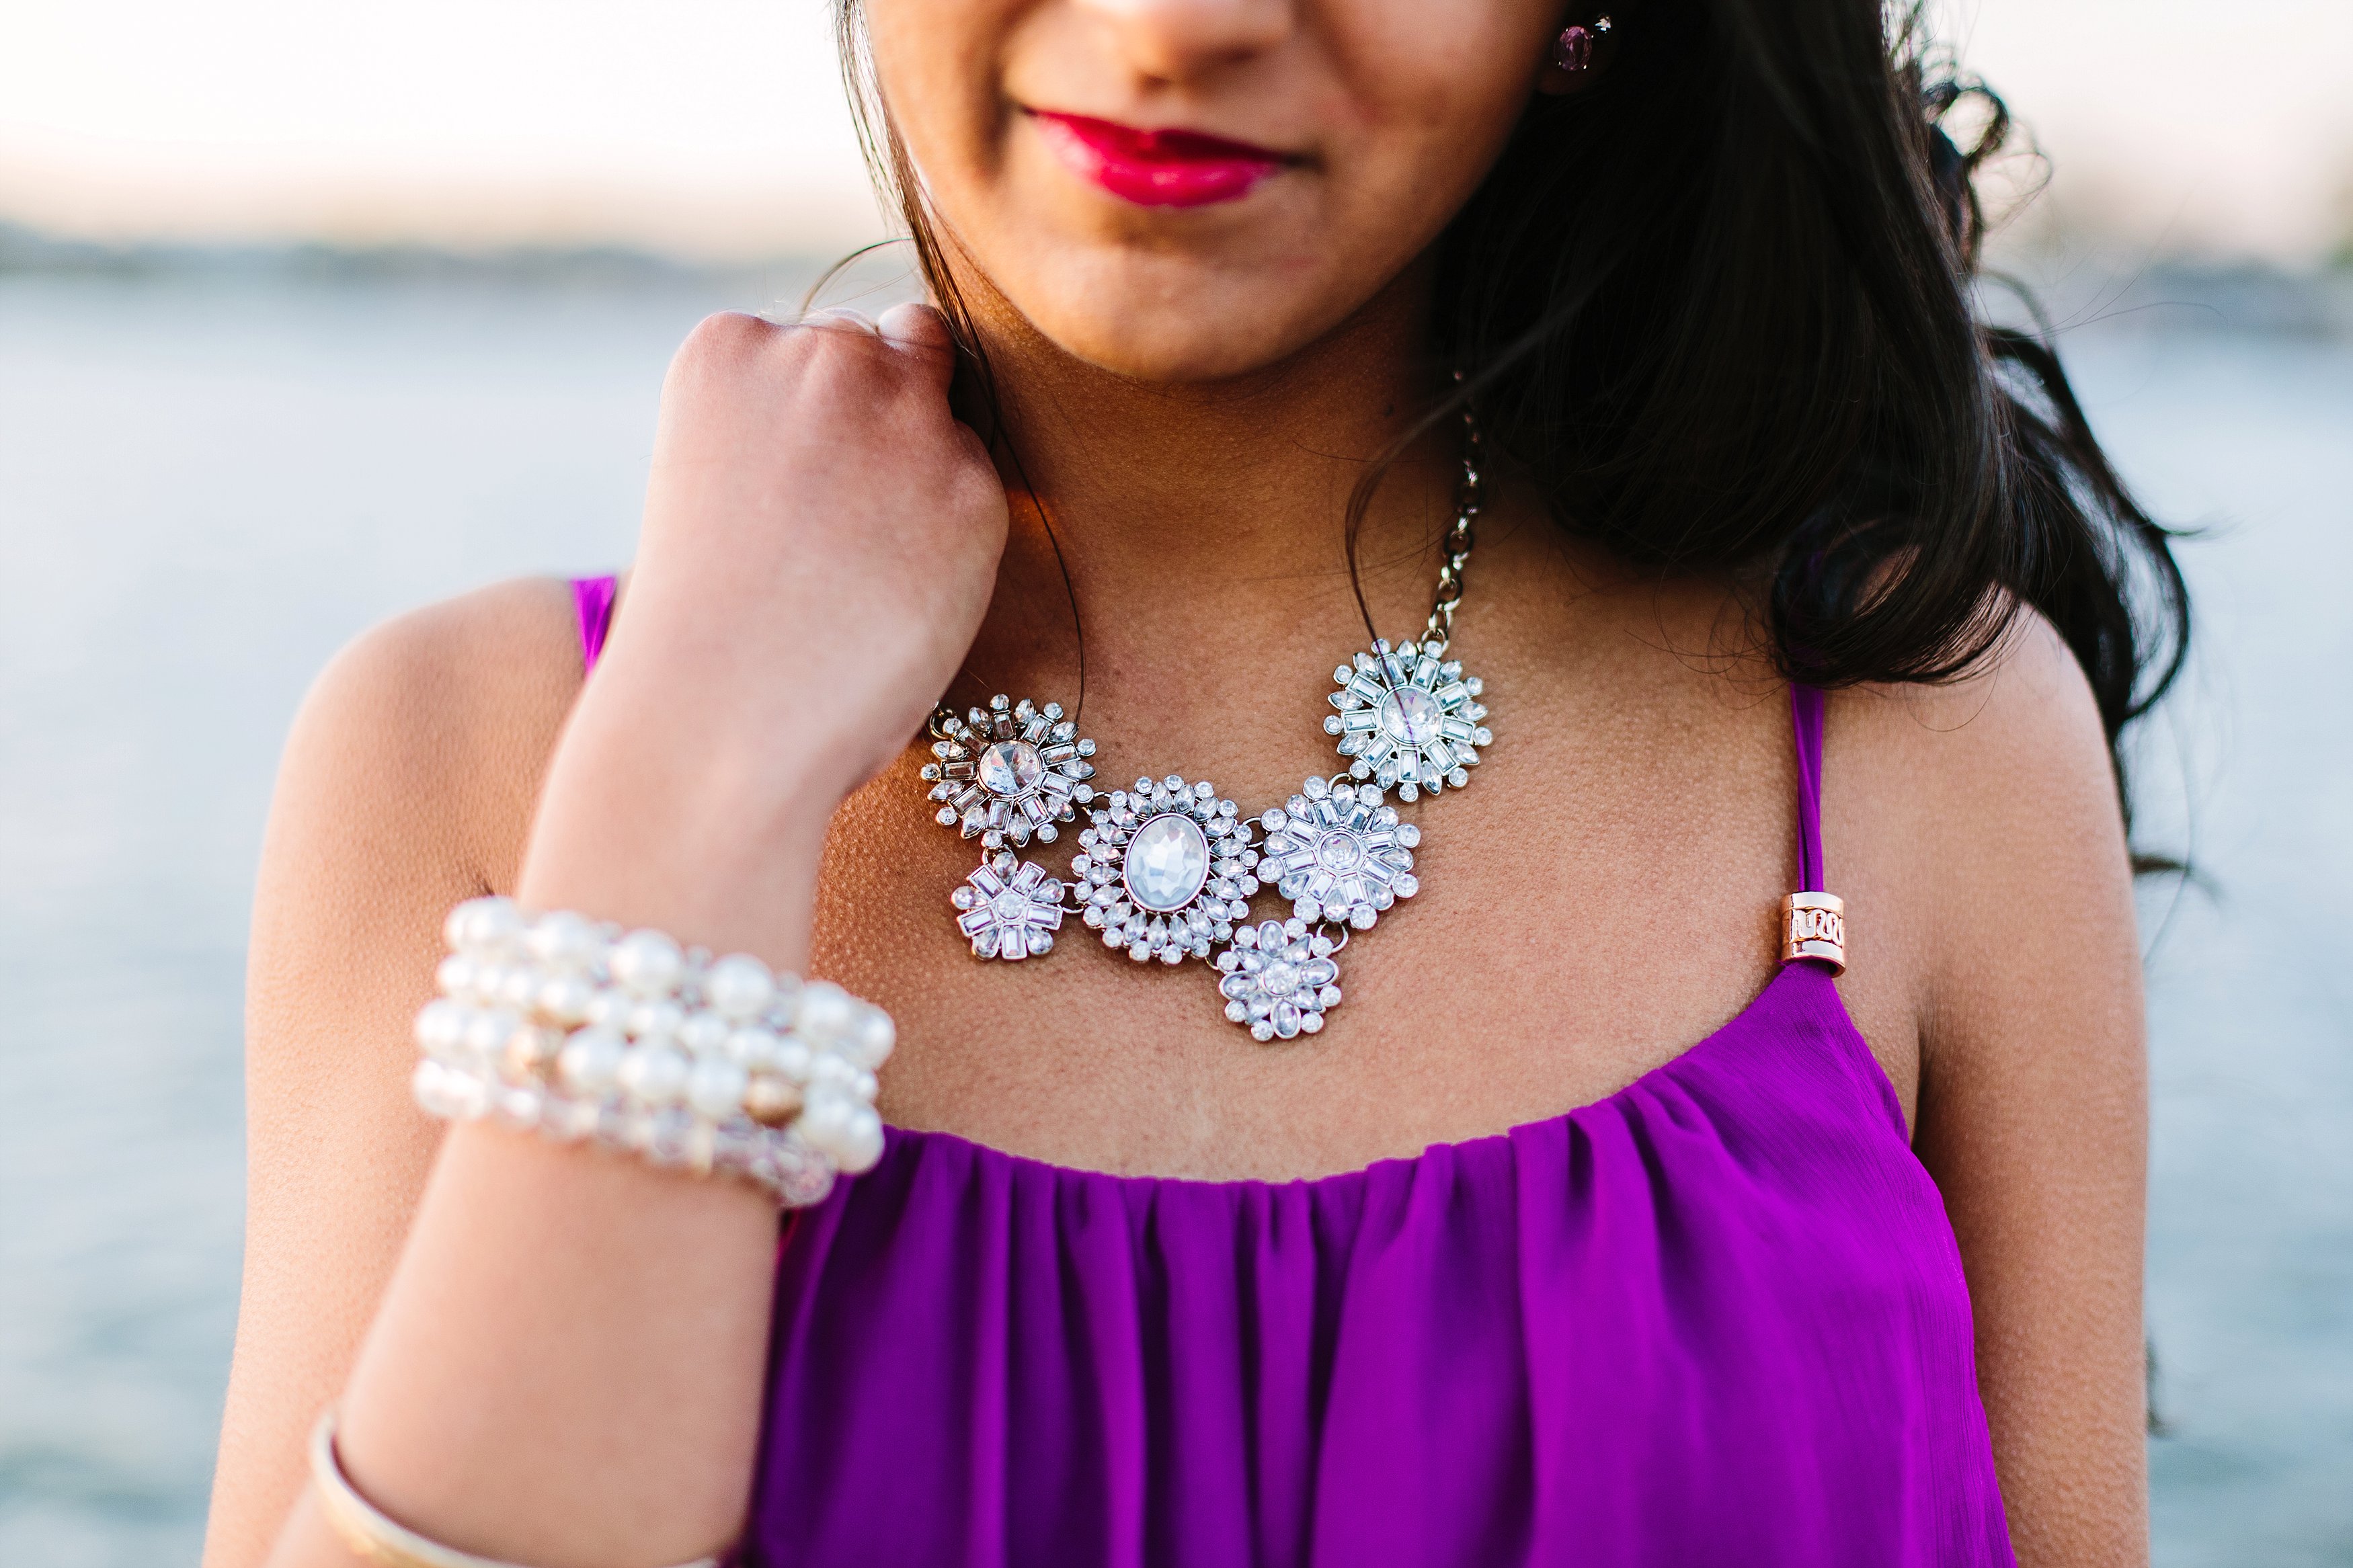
[575,579,2013,1567]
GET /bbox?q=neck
[945,261,1472,733]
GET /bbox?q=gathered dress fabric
[571,578,2014,1567]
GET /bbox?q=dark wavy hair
[832,0,2188,850]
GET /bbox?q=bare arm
[203,576,578,1568]
[1849,618,2150,1566]
[204,306,1008,1568]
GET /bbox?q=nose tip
[1071,0,1295,80]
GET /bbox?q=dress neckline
[869,959,1892,1194]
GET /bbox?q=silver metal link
[1423,389,1483,648]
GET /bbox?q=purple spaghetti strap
[1790,682,1827,892]
[572,575,618,676]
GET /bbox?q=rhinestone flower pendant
[951,852,1066,961]
[1325,638,1491,801]
[1258,776,1421,930]
[1074,776,1258,965]
[1217,919,1342,1040]
[922,694,1097,850]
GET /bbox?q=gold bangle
[309,1409,723,1568]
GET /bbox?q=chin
[1035,306,1302,384]
[994,248,1374,386]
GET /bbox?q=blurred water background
[0,253,2348,1566]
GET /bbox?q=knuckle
[789,317,901,389]
[670,311,773,382]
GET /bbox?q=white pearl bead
[583,989,626,1030]
[434,954,477,1000]
[462,1008,518,1061]
[428,1064,488,1120]
[850,1007,895,1069]
[726,1025,781,1072]
[626,998,684,1042]
[807,1053,856,1091]
[686,1058,750,1120]
[704,954,775,1021]
[557,1028,626,1096]
[494,1084,544,1130]
[496,964,540,1010]
[455,896,526,957]
[525,909,602,971]
[610,929,685,997]
[418,1059,490,1120]
[675,1009,730,1058]
[413,999,467,1056]
[551,1098,602,1142]
[797,1088,856,1157]
[616,1042,688,1107]
[766,971,803,1020]
[536,974,593,1026]
[838,1106,885,1173]
[794,981,856,1044]
[411,1059,448,1112]
[444,896,505,954]
[772,1036,813,1085]
[852,1069,879,1103]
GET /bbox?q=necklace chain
[1423,398,1482,649]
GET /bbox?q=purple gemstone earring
[1550,13,1613,74]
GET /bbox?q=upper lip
[1023,109,1297,166]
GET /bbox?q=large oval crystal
[1122,813,1211,913]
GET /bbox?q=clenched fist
[518,304,1009,958]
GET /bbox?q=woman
[203,0,2180,1563]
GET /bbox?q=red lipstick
[1029,111,1286,208]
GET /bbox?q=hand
[519,304,1010,954]
[625,303,1008,799]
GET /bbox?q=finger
[877,302,959,390]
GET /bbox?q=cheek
[863,0,1023,188]
[1326,0,1554,190]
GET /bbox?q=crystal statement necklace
[919,405,1493,1042]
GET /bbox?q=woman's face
[863,0,1562,382]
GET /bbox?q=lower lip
[1029,112,1283,209]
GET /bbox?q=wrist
[518,684,845,968]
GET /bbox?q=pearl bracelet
[413,897,890,1207]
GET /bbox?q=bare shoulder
[206,574,588,1568]
[1827,609,2130,1033]
[272,575,585,885]
[1836,609,2111,825]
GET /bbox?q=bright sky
[1,0,2348,261]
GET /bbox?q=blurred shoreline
[0,218,838,300]
[1991,253,2353,341]
[7,218,2352,340]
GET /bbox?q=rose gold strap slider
[1781,891,1847,973]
